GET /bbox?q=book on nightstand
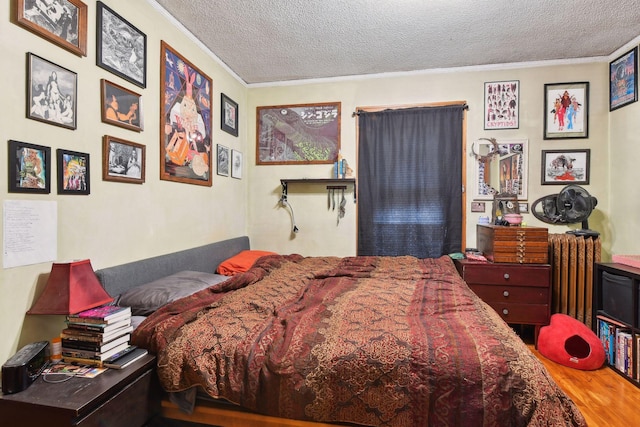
[67,305,132,325]
[103,348,148,369]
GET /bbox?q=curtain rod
[352,103,469,117]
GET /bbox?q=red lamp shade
[27,259,113,315]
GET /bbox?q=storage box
[477,224,548,264]
[601,271,636,325]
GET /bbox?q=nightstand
[0,353,160,427]
[455,259,551,345]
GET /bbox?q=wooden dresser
[455,259,551,345]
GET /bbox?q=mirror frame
[473,139,528,200]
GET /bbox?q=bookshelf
[593,263,640,387]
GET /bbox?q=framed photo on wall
[609,46,638,111]
[15,0,88,56]
[217,144,229,176]
[8,139,51,194]
[160,41,212,186]
[543,82,589,139]
[221,94,238,136]
[57,149,89,195]
[96,1,146,88]
[541,149,590,185]
[256,102,341,165]
[27,53,77,130]
[101,79,142,132]
[231,149,242,179]
[102,135,145,184]
[484,80,519,129]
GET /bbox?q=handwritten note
[3,200,57,268]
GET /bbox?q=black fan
[531,185,599,237]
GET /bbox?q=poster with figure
[484,80,519,129]
[544,82,589,139]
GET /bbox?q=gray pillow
[116,271,228,316]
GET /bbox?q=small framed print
[231,149,242,179]
[27,53,77,130]
[518,202,529,214]
[484,80,519,129]
[102,135,145,184]
[221,94,238,137]
[8,139,51,194]
[217,144,229,176]
[609,46,638,111]
[543,82,589,139]
[57,149,89,195]
[541,149,590,185]
[101,79,142,132]
[471,201,485,213]
[15,0,88,57]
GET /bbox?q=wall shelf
[280,178,357,203]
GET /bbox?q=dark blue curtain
[357,105,464,257]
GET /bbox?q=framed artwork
[256,102,341,165]
[217,144,229,176]
[8,139,51,194]
[231,149,242,179]
[473,139,528,200]
[609,46,638,111]
[100,79,142,132]
[15,0,87,57]
[160,41,213,186]
[221,93,238,136]
[543,82,589,139]
[484,80,519,129]
[27,53,77,130]
[96,1,146,88]
[470,201,485,213]
[102,135,145,184]
[541,149,590,185]
[57,149,89,194]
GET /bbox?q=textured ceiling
[151,0,640,85]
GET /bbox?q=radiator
[548,233,601,329]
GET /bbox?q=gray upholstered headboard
[95,236,250,298]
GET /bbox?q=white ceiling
[150,0,640,85]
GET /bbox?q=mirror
[473,139,528,200]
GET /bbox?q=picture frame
[221,93,238,137]
[102,135,145,184]
[57,149,89,195]
[8,139,51,194]
[541,149,590,185]
[543,81,589,139]
[473,139,528,200]
[160,41,213,186]
[217,144,229,176]
[96,1,146,88]
[470,201,486,213]
[256,102,341,165]
[609,46,638,111]
[27,53,77,130]
[100,79,142,132]
[15,0,87,57]
[484,80,519,129]
[231,149,243,179]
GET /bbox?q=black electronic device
[531,184,599,237]
[1,341,49,394]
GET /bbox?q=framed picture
[100,79,142,132]
[484,80,519,129]
[221,93,238,136]
[257,102,341,164]
[15,0,87,57]
[160,41,212,186]
[27,53,77,130]
[609,46,638,111]
[470,201,485,213]
[96,1,146,88]
[8,139,51,193]
[217,144,229,176]
[473,139,528,200]
[231,149,242,179]
[102,135,145,184]
[543,82,589,139]
[57,149,89,194]
[541,149,590,185]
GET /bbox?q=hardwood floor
[528,344,640,427]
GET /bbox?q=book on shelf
[61,324,134,343]
[62,334,130,353]
[67,305,131,325]
[62,355,107,368]
[66,317,131,333]
[104,348,148,370]
[62,341,130,361]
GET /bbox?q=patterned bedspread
[132,254,586,427]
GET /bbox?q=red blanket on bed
[133,254,586,427]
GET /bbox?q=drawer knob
[503,290,510,297]
[502,308,509,315]
[503,273,510,280]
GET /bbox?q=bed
[96,237,586,427]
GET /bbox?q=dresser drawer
[484,302,550,325]
[469,284,548,304]
[460,263,550,287]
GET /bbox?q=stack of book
[61,305,133,367]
